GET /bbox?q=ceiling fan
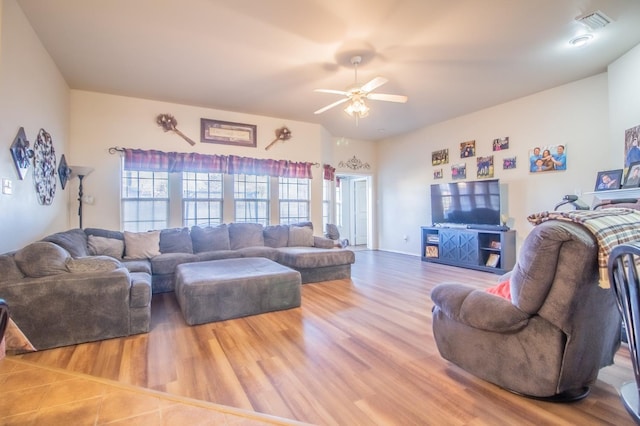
[314,55,408,123]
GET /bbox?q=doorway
[336,174,371,249]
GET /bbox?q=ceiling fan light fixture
[344,98,369,118]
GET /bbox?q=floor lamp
[69,166,93,229]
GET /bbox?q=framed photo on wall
[594,169,622,191]
[201,118,257,147]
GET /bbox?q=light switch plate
[2,178,13,195]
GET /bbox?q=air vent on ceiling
[575,10,612,30]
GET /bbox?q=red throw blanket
[527,208,640,288]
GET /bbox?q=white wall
[608,43,640,164]
[68,91,372,234]
[377,73,612,255]
[0,0,70,253]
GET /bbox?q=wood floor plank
[16,250,636,425]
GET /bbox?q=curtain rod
[108,146,320,166]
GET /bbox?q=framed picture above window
[201,118,257,147]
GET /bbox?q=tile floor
[0,357,309,425]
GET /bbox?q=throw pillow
[191,224,231,253]
[160,227,193,254]
[66,256,123,273]
[14,242,71,278]
[123,230,161,259]
[229,223,264,249]
[486,280,511,300]
[42,228,88,258]
[288,225,314,247]
[264,225,289,248]
[325,223,340,240]
[88,235,124,259]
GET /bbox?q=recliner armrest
[432,283,530,333]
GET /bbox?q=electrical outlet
[2,178,12,195]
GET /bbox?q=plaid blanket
[527,208,640,288]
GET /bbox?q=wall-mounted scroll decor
[33,128,56,205]
[338,155,370,171]
[9,127,33,180]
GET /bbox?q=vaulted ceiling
[16,0,640,141]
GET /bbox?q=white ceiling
[16,0,640,141]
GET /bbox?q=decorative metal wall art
[9,127,34,180]
[338,155,370,170]
[33,128,57,205]
[58,154,72,189]
[156,114,196,146]
[265,126,292,150]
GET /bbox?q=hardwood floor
[17,250,635,425]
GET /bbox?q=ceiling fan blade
[360,76,388,93]
[314,98,349,114]
[367,93,408,103]
[314,88,349,96]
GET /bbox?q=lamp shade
[69,166,94,179]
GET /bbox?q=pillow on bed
[124,230,161,259]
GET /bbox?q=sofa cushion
[194,250,238,262]
[14,242,71,278]
[121,259,152,275]
[85,228,124,241]
[264,225,289,248]
[236,246,279,261]
[66,256,123,273]
[42,229,88,258]
[277,247,355,269]
[124,230,161,259]
[160,227,193,254]
[191,224,230,253]
[288,225,314,247]
[87,235,124,259]
[229,223,264,249]
[151,252,199,275]
[0,255,25,282]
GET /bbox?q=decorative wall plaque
[9,127,33,180]
[33,128,56,205]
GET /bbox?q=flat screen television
[430,179,501,227]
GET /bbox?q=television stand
[421,226,516,274]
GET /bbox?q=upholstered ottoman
[175,257,301,325]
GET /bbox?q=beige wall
[377,73,613,255]
[0,0,70,253]
[68,90,363,234]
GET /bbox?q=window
[322,178,331,230]
[335,180,343,227]
[234,174,270,225]
[279,177,310,224]
[121,170,169,232]
[182,172,223,227]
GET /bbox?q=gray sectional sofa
[0,222,354,350]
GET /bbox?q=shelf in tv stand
[420,226,516,275]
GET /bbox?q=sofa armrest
[431,283,530,333]
[313,236,336,249]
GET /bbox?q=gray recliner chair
[431,220,622,401]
